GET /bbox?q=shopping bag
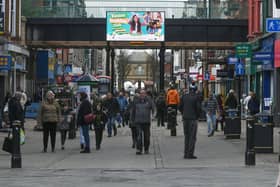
[2,132,13,153]
[84,113,96,124]
[20,128,25,145]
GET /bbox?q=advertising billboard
[106,11,165,41]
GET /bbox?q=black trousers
[60,130,67,146]
[95,127,104,148]
[183,120,198,157]
[136,123,151,152]
[130,126,137,146]
[157,110,165,127]
[43,122,57,150]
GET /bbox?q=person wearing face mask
[39,90,61,153]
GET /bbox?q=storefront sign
[235,44,252,58]
[0,56,11,70]
[227,56,239,64]
[216,70,229,77]
[252,52,273,61]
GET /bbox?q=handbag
[84,113,95,124]
[2,131,13,154]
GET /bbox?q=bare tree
[117,50,131,90]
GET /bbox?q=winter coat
[103,97,120,117]
[39,100,61,124]
[131,96,155,124]
[8,97,24,123]
[93,110,107,129]
[206,96,218,114]
[179,92,201,120]
[225,94,238,109]
[166,89,180,105]
[248,97,260,115]
[77,99,92,126]
[155,95,166,112]
[117,96,128,111]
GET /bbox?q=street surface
[0,118,278,187]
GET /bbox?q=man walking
[103,92,120,137]
[131,89,155,155]
[206,92,218,137]
[179,84,201,159]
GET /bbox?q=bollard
[245,116,255,166]
[11,120,22,168]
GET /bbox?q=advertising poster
[107,11,165,41]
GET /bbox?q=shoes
[118,125,121,128]
[80,144,84,150]
[42,148,47,153]
[184,155,197,159]
[132,144,135,149]
[51,148,55,153]
[108,135,112,137]
[208,131,214,137]
[136,151,142,155]
[96,145,100,150]
[144,150,149,154]
[114,131,117,136]
[61,146,65,150]
[80,149,90,153]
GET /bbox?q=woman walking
[93,102,107,150]
[216,94,224,131]
[59,103,71,150]
[39,90,61,153]
[77,92,92,153]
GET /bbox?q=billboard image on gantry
[106,11,165,41]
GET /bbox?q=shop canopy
[76,73,99,86]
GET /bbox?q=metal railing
[23,4,248,19]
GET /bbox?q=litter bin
[224,109,241,139]
[254,112,273,153]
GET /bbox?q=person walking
[8,92,24,128]
[93,101,107,150]
[166,84,180,128]
[59,103,71,150]
[103,92,120,137]
[77,92,92,153]
[179,84,201,159]
[155,91,166,127]
[205,92,218,137]
[117,91,128,127]
[131,89,155,155]
[128,94,138,148]
[39,90,61,153]
[216,94,225,131]
[247,92,260,116]
[224,89,238,117]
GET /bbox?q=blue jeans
[207,113,216,134]
[81,125,90,149]
[107,116,116,136]
[79,126,85,145]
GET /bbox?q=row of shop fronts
[234,32,280,125]
[0,42,30,106]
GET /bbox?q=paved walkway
[0,118,278,186]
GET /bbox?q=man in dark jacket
[77,92,92,153]
[179,85,201,159]
[103,92,120,137]
[131,89,155,155]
